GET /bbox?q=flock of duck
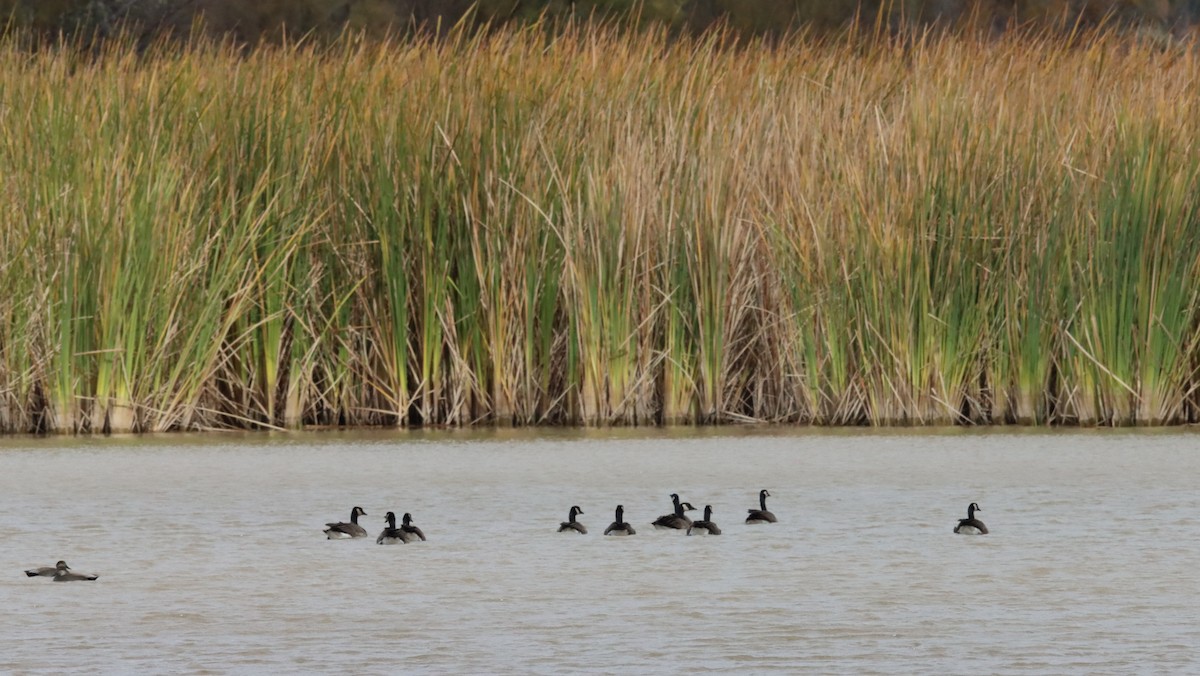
[21,493,988,581]
[576,489,780,536]
[329,492,989,538]
[317,489,780,545]
[570,493,988,537]
[324,507,427,544]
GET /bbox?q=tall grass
[0,24,1197,432]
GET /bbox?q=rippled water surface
[3,428,1198,674]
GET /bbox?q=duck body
[954,502,989,534]
[652,493,695,531]
[377,511,405,545]
[746,489,777,524]
[604,505,636,536]
[398,513,426,543]
[325,506,368,539]
[25,560,71,578]
[558,506,587,534]
[687,505,722,535]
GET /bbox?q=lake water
[2,428,1198,674]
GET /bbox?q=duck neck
[760,493,768,511]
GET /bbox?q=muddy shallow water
[3,428,1198,674]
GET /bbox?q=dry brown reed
[0,25,1197,432]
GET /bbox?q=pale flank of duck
[954,502,989,535]
[558,505,587,534]
[377,511,405,545]
[746,489,777,524]
[687,505,722,535]
[324,506,368,539]
[604,505,636,536]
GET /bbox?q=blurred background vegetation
[2,0,1198,43]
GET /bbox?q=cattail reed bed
[1,26,1198,433]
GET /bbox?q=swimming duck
[954,502,988,534]
[398,512,426,543]
[604,505,636,536]
[377,511,405,545]
[745,489,777,524]
[687,505,722,535]
[652,493,695,531]
[27,561,97,581]
[558,505,587,534]
[324,506,368,539]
